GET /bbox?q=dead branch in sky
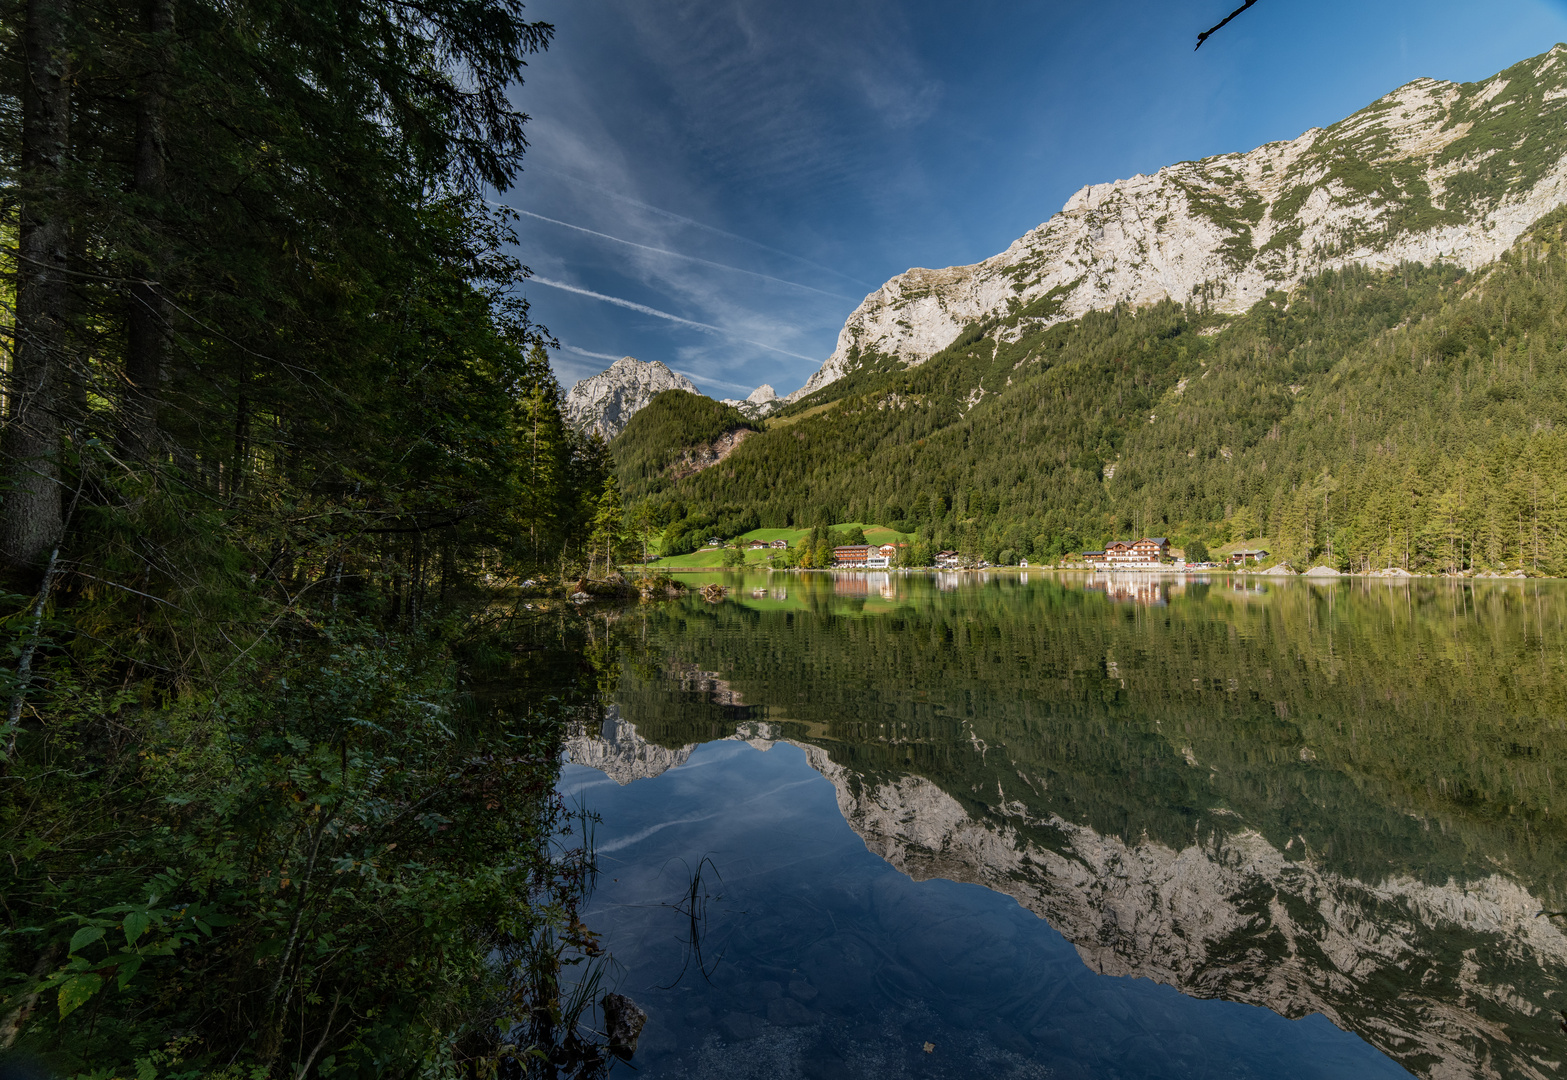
[1195,0,1260,50]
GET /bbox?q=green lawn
[640,522,915,569]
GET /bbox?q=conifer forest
[0,0,626,1075]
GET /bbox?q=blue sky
[506,0,1567,399]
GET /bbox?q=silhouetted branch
[1196,0,1259,50]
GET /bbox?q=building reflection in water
[831,572,895,599]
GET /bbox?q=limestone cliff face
[719,384,779,419]
[563,357,698,440]
[789,46,1567,404]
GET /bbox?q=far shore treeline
[617,213,1567,576]
[0,0,631,1076]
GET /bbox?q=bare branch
[1196,0,1259,50]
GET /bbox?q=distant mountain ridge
[720,383,779,419]
[563,357,698,439]
[788,44,1567,403]
[563,357,780,437]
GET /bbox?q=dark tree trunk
[121,0,174,459]
[3,0,72,571]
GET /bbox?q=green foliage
[611,391,758,501]
[1184,538,1211,564]
[0,0,626,1072]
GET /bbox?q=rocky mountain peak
[563,356,698,439]
[720,382,780,419]
[786,44,1567,404]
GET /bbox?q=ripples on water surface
[560,570,1567,1079]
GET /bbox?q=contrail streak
[518,210,855,301]
[527,277,820,363]
[563,344,625,363]
[545,182,874,289]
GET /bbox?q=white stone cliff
[787,46,1567,405]
[720,383,779,419]
[563,356,698,440]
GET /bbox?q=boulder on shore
[1303,566,1341,578]
[1260,564,1297,576]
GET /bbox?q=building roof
[1142,537,1168,545]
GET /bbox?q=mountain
[632,46,1567,577]
[609,390,759,497]
[720,383,780,418]
[788,45,1567,404]
[563,356,698,439]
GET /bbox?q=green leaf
[57,972,103,1018]
[117,956,143,990]
[123,910,150,945]
[69,925,105,955]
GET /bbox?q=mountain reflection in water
[566,571,1567,1079]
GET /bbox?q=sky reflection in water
[562,725,1410,1077]
[560,571,1567,1078]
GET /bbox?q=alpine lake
[559,569,1567,1079]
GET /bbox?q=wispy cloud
[517,209,856,300]
[579,184,874,288]
[563,344,626,363]
[527,277,820,363]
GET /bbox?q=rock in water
[564,357,698,440]
[601,993,647,1059]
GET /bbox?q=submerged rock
[602,992,647,1059]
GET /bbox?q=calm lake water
[560,570,1567,1079]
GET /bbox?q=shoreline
[640,566,1556,581]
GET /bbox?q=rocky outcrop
[564,357,698,439]
[788,46,1567,404]
[666,427,755,480]
[720,384,780,419]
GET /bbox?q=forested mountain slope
[791,45,1567,404]
[646,207,1567,574]
[612,390,759,491]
